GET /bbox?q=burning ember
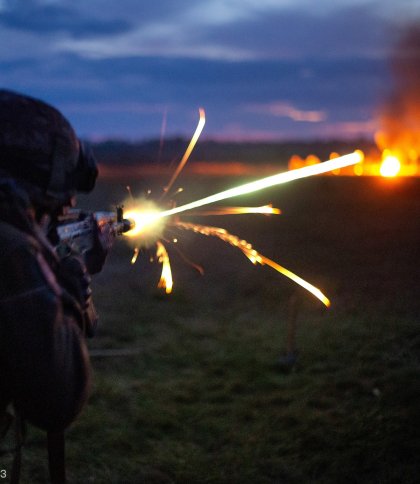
[122,109,362,306]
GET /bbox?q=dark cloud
[76,0,194,25]
[0,1,131,37]
[194,4,397,60]
[0,0,406,140]
[0,53,387,103]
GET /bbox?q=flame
[379,152,401,177]
[156,241,173,294]
[124,209,161,237]
[375,26,420,174]
[175,222,330,307]
[286,146,419,178]
[123,199,163,246]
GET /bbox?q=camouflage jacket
[0,179,90,431]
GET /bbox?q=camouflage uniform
[0,180,91,431]
[0,90,99,433]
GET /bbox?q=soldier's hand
[58,254,98,336]
[58,254,92,310]
[84,215,116,274]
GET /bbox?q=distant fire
[288,149,418,178]
[379,152,401,178]
[288,24,420,178]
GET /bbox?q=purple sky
[1,0,419,141]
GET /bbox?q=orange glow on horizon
[287,146,420,177]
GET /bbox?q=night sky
[1,0,419,141]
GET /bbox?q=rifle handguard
[56,206,135,255]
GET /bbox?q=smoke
[376,23,420,158]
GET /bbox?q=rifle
[55,206,135,336]
[56,206,134,256]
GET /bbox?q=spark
[126,185,134,200]
[156,241,173,294]
[172,187,184,196]
[131,247,139,264]
[163,108,206,195]
[122,109,360,304]
[175,222,330,307]
[123,152,362,303]
[183,204,281,216]
[159,151,363,219]
[123,152,362,236]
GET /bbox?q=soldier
[0,89,112,482]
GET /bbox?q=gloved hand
[84,214,116,275]
[57,254,98,337]
[59,255,92,309]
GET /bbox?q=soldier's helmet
[0,89,98,203]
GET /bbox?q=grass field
[3,173,419,483]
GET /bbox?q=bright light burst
[124,109,362,306]
[380,153,401,177]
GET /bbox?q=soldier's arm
[0,241,91,431]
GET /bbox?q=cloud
[0,0,407,140]
[245,101,326,122]
[201,4,399,61]
[0,0,131,37]
[45,2,404,62]
[0,0,411,63]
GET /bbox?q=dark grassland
[4,174,420,483]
